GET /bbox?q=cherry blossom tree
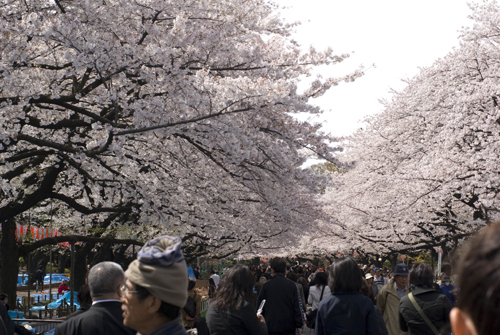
[0,0,362,296]
[321,0,500,257]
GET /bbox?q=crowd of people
[1,222,500,335]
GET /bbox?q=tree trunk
[387,253,398,270]
[113,244,133,270]
[73,243,92,290]
[0,218,19,301]
[58,252,69,274]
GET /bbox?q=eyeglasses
[120,285,138,296]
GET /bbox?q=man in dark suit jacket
[257,258,303,335]
[55,262,135,335]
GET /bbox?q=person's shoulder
[355,291,373,302]
[399,293,410,303]
[206,302,218,315]
[241,299,255,311]
[56,312,81,332]
[318,292,339,307]
[378,283,390,294]
[85,302,121,316]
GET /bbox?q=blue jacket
[439,284,456,306]
[315,292,386,335]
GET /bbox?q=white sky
[274,0,474,137]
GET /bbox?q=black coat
[399,286,453,335]
[315,292,386,335]
[206,300,268,335]
[257,273,303,335]
[54,301,136,335]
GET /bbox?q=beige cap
[365,273,374,280]
[125,235,188,308]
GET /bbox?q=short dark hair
[214,265,255,311]
[314,272,328,287]
[135,283,180,320]
[329,257,363,293]
[270,258,286,274]
[456,222,500,335]
[0,293,7,301]
[297,276,309,289]
[76,284,92,306]
[287,272,298,282]
[409,263,434,288]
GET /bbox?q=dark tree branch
[19,235,143,255]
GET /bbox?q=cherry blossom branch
[114,106,255,136]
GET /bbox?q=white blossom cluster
[0,0,361,256]
[321,0,500,255]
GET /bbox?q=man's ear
[116,284,123,299]
[450,307,478,335]
[147,295,162,314]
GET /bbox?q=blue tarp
[17,274,29,285]
[187,267,196,281]
[16,273,70,286]
[29,291,79,311]
[8,310,24,319]
[43,274,70,284]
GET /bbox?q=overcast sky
[273,0,474,137]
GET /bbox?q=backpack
[183,292,197,318]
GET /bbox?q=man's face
[376,270,382,277]
[121,279,151,331]
[394,275,408,289]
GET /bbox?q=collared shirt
[92,299,122,305]
[393,282,407,298]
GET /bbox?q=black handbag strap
[319,285,326,302]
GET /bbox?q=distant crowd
[1,222,500,335]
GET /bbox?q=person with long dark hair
[308,272,331,309]
[208,278,217,302]
[399,263,452,334]
[206,265,267,335]
[315,257,385,335]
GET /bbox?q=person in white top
[210,270,220,288]
[372,268,387,295]
[307,272,331,310]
